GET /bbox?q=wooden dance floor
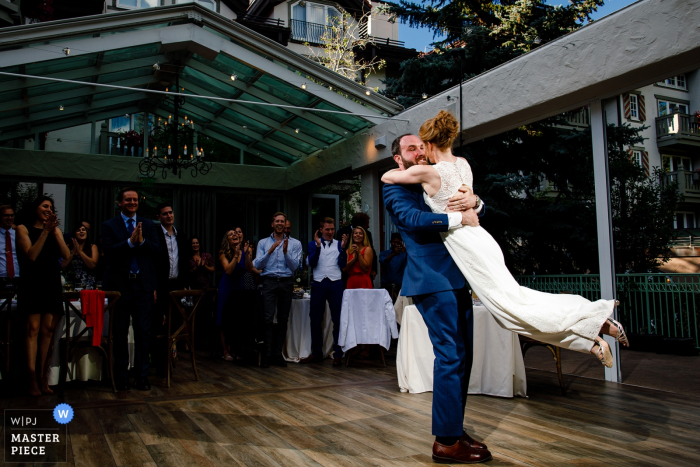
[2,352,699,466]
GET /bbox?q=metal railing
[658,170,700,196]
[237,14,285,27]
[656,113,700,138]
[562,107,590,126]
[291,19,340,44]
[514,274,700,347]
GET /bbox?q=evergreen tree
[381,0,681,273]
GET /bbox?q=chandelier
[139,70,212,179]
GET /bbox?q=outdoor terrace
[656,113,700,150]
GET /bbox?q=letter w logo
[58,410,69,418]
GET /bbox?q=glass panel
[25,82,83,99]
[25,54,99,76]
[31,97,84,114]
[110,116,131,132]
[253,74,316,107]
[679,104,689,114]
[185,94,224,115]
[176,0,216,10]
[117,0,138,6]
[289,117,341,144]
[313,101,371,132]
[0,66,20,83]
[236,93,293,122]
[220,109,271,135]
[193,53,258,84]
[243,152,278,167]
[292,3,306,21]
[91,89,138,102]
[101,44,160,65]
[678,75,686,88]
[97,67,153,83]
[252,141,296,161]
[209,123,254,144]
[268,132,318,154]
[688,214,696,228]
[676,213,683,229]
[181,67,238,98]
[308,4,324,24]
[0,90,24,102]
[658,100,668,116]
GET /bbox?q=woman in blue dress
[216,229,252,361]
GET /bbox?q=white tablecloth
[47,300,134,386]
[395,296,527,397]
[339,289,399,352]
[282,299,334,362]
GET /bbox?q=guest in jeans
[254,212,302,368]
[61,223,99,290]
[0,205,20,292]
[16,196,71,396]
[379,232,407,302]
[301,217,348,366]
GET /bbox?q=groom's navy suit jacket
[383,183,465,296]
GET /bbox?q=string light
[230,74,237,81]
[301,83,307,90]
[365,89,371,96]
[58,105,64,110]
[422,93,427,99]
[153,62,160,70]
[62,48,70,55]
[295,128,299,133]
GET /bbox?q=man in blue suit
[383,134,492,464]
[101,187,160,391]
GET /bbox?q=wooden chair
[164,290,205,388]
[0,291,15,375]
[519,335,567,396]
[59,291,121,392]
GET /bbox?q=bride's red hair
[419,110,459,150]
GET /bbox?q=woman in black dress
[16,196,71,396]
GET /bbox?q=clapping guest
[188,236,214,290]
[16,196,71,396]
[0,205,20,291]
[342,226,373,289]
[61,223,99,289]
[217,230,253,362]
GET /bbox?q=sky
[399,0,639,52]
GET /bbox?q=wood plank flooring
[2,351,699,466]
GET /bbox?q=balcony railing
[656,113,700,139]
[237,14,285,28]
[562,107,590,126]
[514,274,700,348]
[291,19,340,45]
[366,35,405,48]
[659,170,700,197]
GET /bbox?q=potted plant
[694,110,700,123]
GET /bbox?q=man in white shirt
[0,205,19,290]
[154,203,188,370]
[301,218,348,366]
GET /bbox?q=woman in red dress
[343,226,374,289]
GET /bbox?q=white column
[590,99,621,383]
[360,169,381,288]
[44,184,67,229]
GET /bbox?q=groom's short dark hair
[391,134,413,160]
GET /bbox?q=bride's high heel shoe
[607,317,629,347]
[593,337,613,368]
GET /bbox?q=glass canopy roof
[0,5,402,167]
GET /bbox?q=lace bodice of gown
[423,157,474,214]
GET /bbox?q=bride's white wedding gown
[424,157,614,353]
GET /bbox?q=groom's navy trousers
[384,181,482,437]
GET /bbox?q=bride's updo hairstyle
[419,110,459,150]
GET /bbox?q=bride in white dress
[382,111,628,367]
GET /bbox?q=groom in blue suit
[384,134,492,464]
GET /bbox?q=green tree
[381,0,680,273]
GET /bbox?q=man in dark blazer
[101,187,160,391]
[383,134,491,464]
[153,203,189,371]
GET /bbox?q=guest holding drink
[342,226,374,289]
[61,223,99,290]
[188,236,214,290]
[217,230,253,361]
[16,196,71,396]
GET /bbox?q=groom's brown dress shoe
[462,431,488,450]
[432,439,492,464]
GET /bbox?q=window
[658,99,689,116]
[658,75,687,90]
[631,150,642,167]
[116,0,159,9]
[674,212,696,229]
[662,155,692,172]
[175,0,216,10]
[629,94,639,120]
[291,1,341,42]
